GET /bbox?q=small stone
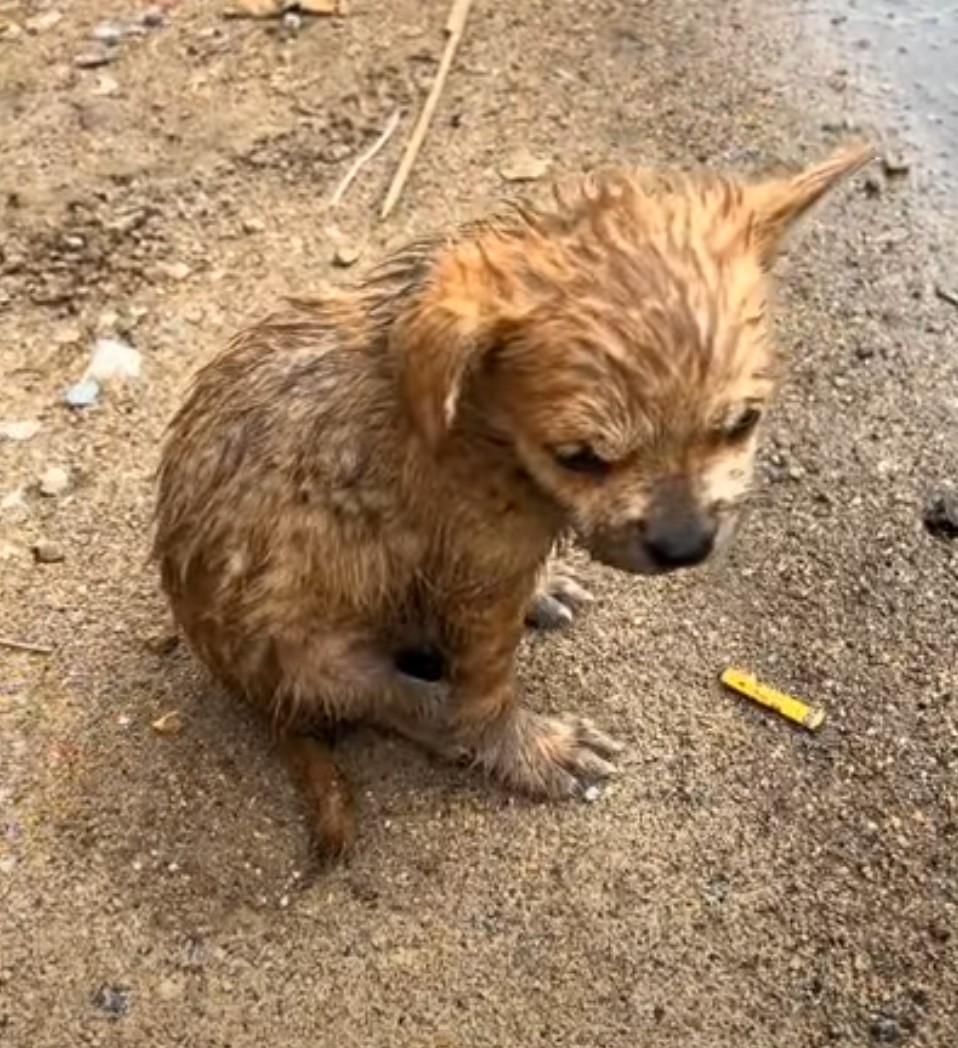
[64,378,102,408]
[152,710,184,735]
[87,337,142,383]
[38,466,70,497]
[1,490,26,513]
[297,0,341,13]
[92,74,120,97]
[869,1015,906,1044]
[52,323,84,346]
[923,489,958,539]
[0,419,40,442]
[74,45,113,69]
[140,9,166,28]
[33,540,66,564]
[158,260,192,282]
[282,10,302,31]
[92,23,124,46]
[26,11,63,32]
[226,0,283,16]
[333,243,361,268]
[156,977,182,1001]
[854,343,875,360]
[862,172,883,198]
[582,784,602,803]
[144,631,180,655]
[92,985,131,1018]
[881,153,910,178]
[501,150,550,182]
[242,216,266,234]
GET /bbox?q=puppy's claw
[485,711,622,800]
[526,593,575,631]
[549,573,595,609]
[526,572,595,631]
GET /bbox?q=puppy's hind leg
[278,734,355,861]
[267,630,446,859]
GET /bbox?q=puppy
[153,144,873,857]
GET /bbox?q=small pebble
[228,0,283,16]
[333,243,361,268]
[283,11,303,31]
[64,378,102,408]
[158,260,192,282]
[87,337,142,383]
[923,490,958,539]
[74,46,113,69]
[92,74,120,97]
[26,11,63,32]
[881,153,910,178]
[869,1015,906,1044]
[298,0,340,12]
[501,150,551,183]
[140,9,166,28]
[862,172,883,198]
[156,977,182,1002]
[33,540,66,564]
[582,784,602,803]
[0,419,40,442]
[92,23,124,46]
[152,710,184,735]
[91,985,131,1018]
[38,466,70,497]
[242,216,266,234]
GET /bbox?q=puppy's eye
[553,444,610,477]
[724,408,762,441]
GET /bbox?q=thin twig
[0,636,54,655]
[330,108,403,208]
[380,0,474,219]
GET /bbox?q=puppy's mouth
[581,534,675,577]
[580,513,739,577]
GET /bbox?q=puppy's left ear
[393,244,515,449]
[745,142,876,265]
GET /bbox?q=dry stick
[0,636,54,655]
[380,0,474,219]
[330,108,403,208]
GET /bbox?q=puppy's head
[396,144,872,575]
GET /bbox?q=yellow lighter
[720,668,826,732]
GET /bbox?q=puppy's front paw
[525,571,595,631]
[481,710,622,800]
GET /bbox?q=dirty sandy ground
[1,1,957,1045]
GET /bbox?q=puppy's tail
[279,735,356,862]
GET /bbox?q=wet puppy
[153,144,872,856]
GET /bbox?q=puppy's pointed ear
[744,142,875,264]
[393,244,513,449]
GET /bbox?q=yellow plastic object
[720,668,826,732]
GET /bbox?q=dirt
[1,1,957,1046]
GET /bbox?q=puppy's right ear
[393,244,508,449]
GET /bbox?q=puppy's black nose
[644,519,716,569]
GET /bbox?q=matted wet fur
[153,144,873,858]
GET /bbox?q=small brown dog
[153,144,872,856]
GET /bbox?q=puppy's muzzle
[584,478,720,575]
